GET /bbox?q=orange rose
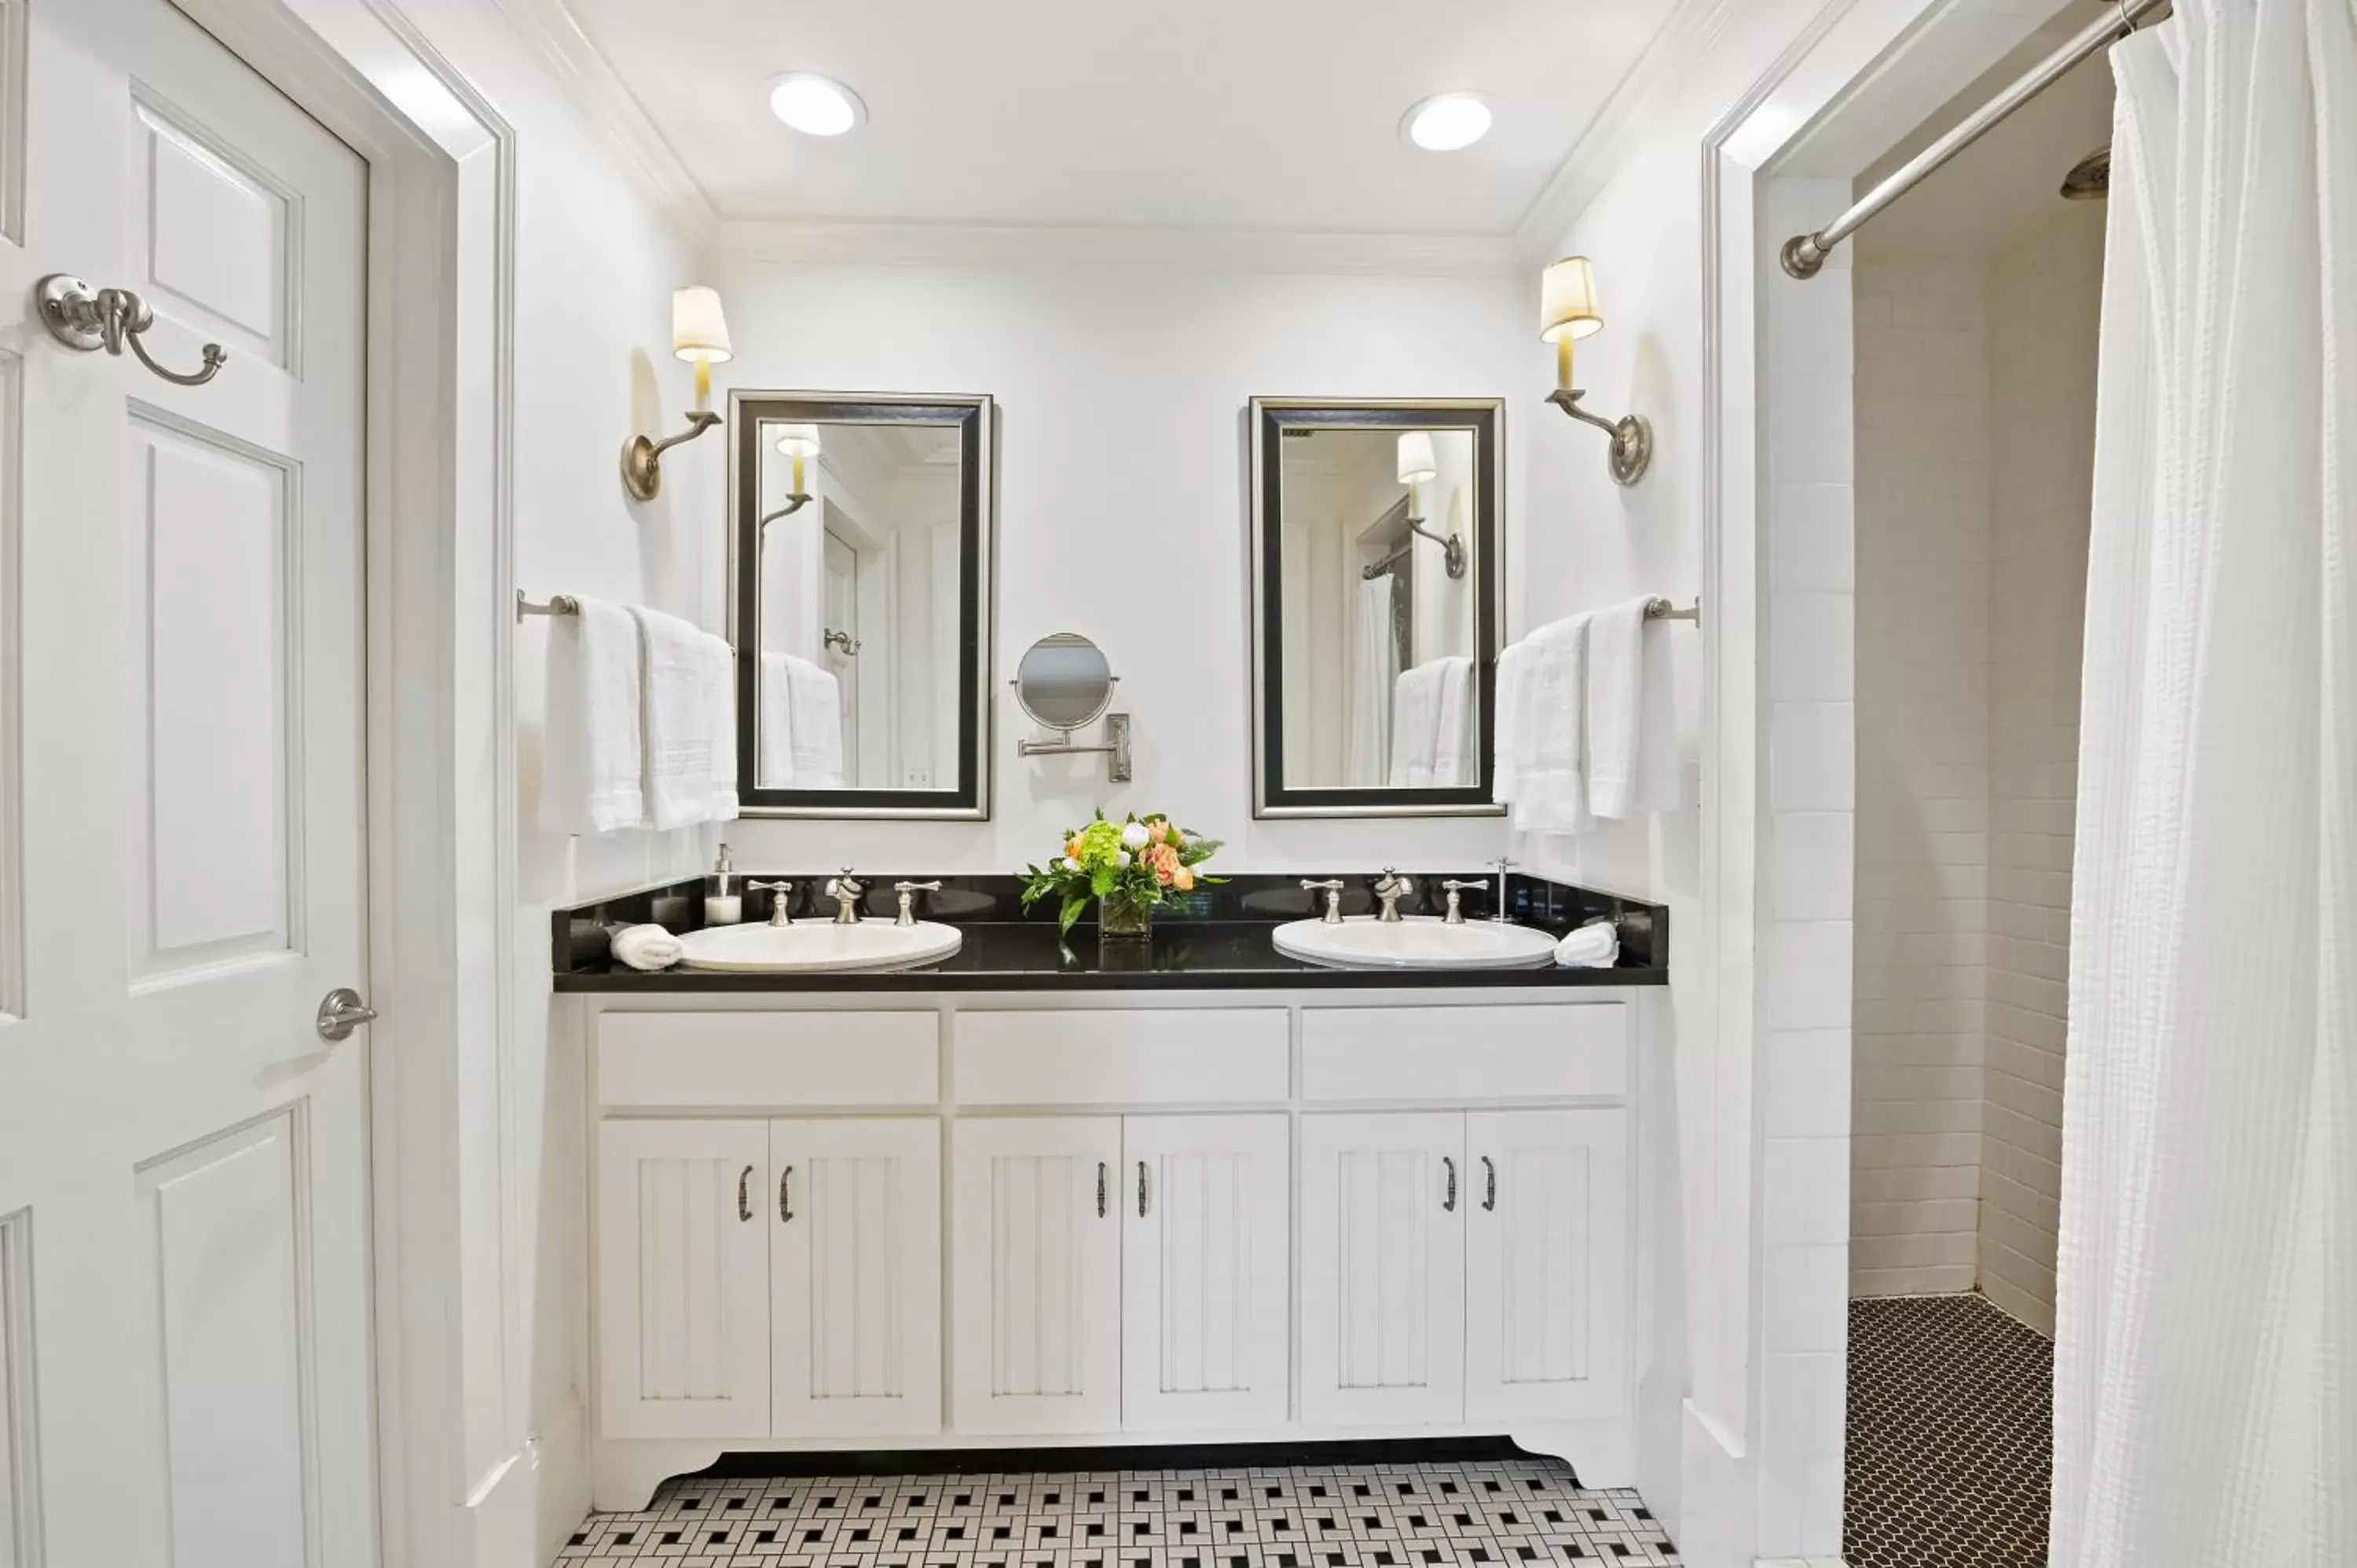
[1147,843,1179,885]
[1173,863,1195,892]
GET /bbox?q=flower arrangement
[1021,811,1225,939]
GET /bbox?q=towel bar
[516,591,581,621]
[1644,598,1700,624]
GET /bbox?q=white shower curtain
[2052,2,2356,1563]
[1347,575,1398,786]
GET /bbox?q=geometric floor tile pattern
[1845,1292,2055,1568]
[561,1458,1679,1568]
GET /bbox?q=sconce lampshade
[671,284,733,364]
[1396,430,1439,485]
[775,424,823,459]
[1539,256,1604,343]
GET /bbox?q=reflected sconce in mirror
[1541,257,1652,486]
[621,284,731,501]
[761,424,820,525]
[1395,430,1466,579]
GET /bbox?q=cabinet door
[597,1119,771,1439]
[951,1117,1124,1434]
[1122,1114,1292,1431]
[1299,1112,1466,1425]
[1464,1108,1629,1423]
[772,1119,942,1437]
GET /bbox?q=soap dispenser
[704,843,743,925]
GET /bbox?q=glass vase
[1098,892,1154,943]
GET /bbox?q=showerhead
[2061,145,2111,200]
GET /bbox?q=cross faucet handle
[1439,878,1490,926]
[1299,878,1346,924]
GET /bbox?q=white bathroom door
[0,0,374,1565]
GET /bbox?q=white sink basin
[676,919,962,973]
[1273,914,1560,971]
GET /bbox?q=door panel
[1123,1115,1290,1431]
[0,0,373,1560]
[1299,1112,1465,1425]
[598,1121,771,1440]
[772,1118,941,1437]
[951,1117,1121,1434]
[1464,1109,1629,1423]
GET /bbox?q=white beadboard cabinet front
[577,987,1648,1511]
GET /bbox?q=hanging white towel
[539,594,644,835]
[1431,655,1476,788]
[1347,575,1398,787]
[1387,661,1442,786]
[629,604,717,830]
[757,650,797,787]
[1501,614,1590,833]
[706,632,740,822]
[1585,596,1680,818]
[784,653,846,789]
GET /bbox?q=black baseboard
[689,1436,1534,1480]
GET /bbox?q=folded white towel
[1555,918,1618,969]
[630,605,718,830]
[610,923,683,971]
[1587,596,1679,819]
[784,653,846,788]
[539,595,645,835]
[1431,656,1477,788]
[706,633,740,821]
[757,650,797,788]
[1503,615,1591,834]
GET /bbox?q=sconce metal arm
[1547,387,1653,487]
[621,409,721,502]
[759,493,812,526]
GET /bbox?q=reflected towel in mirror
[758,650,847,789]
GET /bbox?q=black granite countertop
[552,872,1667,995]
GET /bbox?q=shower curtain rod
[1781,0,2163,278]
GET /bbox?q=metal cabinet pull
[1442,1156,1458,1213]
[38,274,227,387]
[1482,1156,1497,1212]
[1138,1160,1149,1218]
[1097,1161,1109,1218]
[737,1164,754,1222]
[779,1166,795,1223]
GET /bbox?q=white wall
[1981,204,2102,1335]
[706,256,1527,871]
[1849,255,1992,1299]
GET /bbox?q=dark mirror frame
[1248,397,1505,819]
[728,390,995,819]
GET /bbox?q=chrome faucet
[824,868,866,925]
[746,880,794,927]
[1490,857,1515,922]
[1299,878,1346,925]
[893,880,942,927]
[1439,878,1488,926]
[1372,868,1413,924]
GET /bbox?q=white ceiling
[558,0,1683,234]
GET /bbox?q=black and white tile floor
[560,1458,1679,1568]
[1844,1292,2054,1568]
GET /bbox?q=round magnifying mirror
[1014,633,1115,733]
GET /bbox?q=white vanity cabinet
[581,990,1645,1510]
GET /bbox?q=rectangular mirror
[1249,397,1503,818]
[730,391,994,818]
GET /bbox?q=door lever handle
[315,987,376,1042]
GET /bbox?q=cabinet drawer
[1299,1003,1626,1101]
[598,1011,939,1108]
[955,1009,1288,1105]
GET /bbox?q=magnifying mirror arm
[1017,713,1134,783]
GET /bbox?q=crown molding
[1512,0,1739,261]
[489,0,720,248]
[707,219,1522,277]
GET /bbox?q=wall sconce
[621,284,731,501]
[1541,256,1652,486]
[1395,430,1466,578]
[760,424,821,525]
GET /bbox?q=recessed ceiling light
[1402,92,1493,152]
[768,74,866,137]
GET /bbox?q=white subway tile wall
[1850,257,1994,1299]
[1979,207,2102,1335]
